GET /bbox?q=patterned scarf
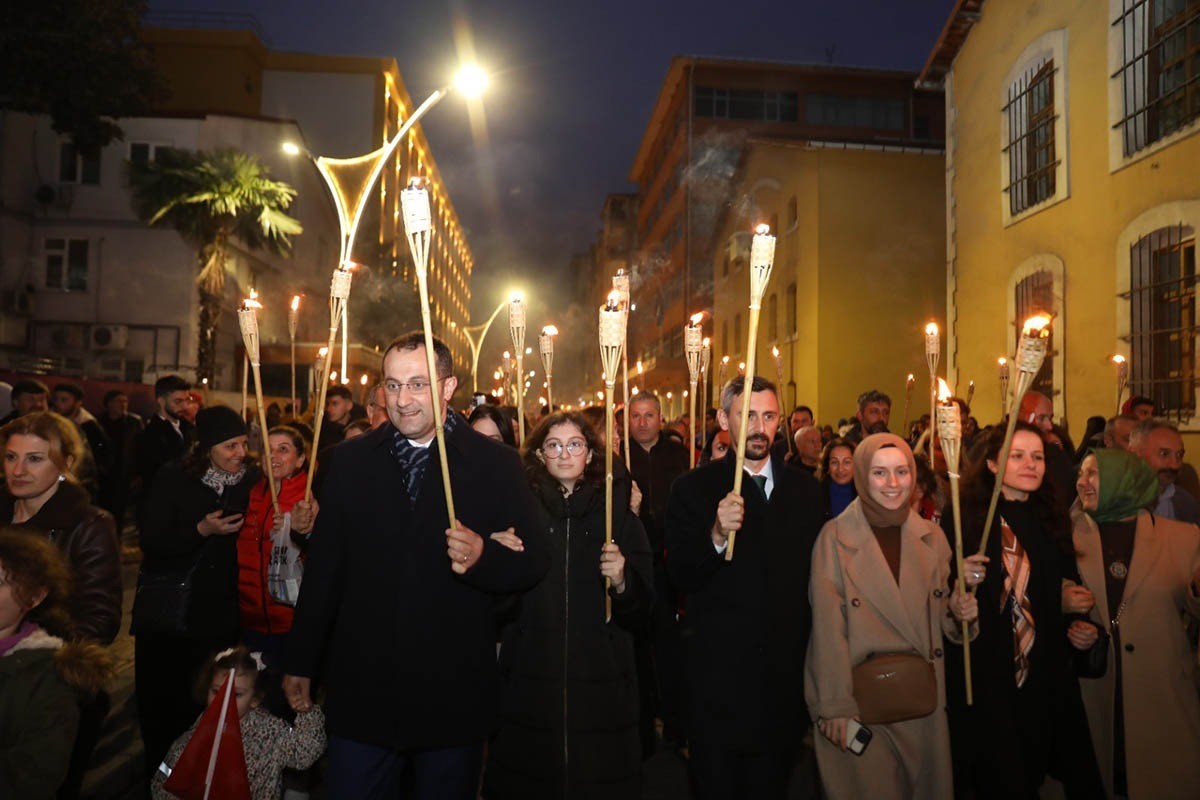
[201,465,246,496]
[390,411,460,502]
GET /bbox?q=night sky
[147,0,954,381]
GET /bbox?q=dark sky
[148,0,953,386]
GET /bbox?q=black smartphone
[847,719,872,756]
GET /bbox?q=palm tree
[128,147,303,383]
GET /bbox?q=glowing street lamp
[461,291,522,393]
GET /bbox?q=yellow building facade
[924,0,1200,454]
[711,139,946,425]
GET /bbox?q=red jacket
[236,471,308,634]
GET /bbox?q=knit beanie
[197,405,248,452]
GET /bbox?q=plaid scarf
[390,411,460,501]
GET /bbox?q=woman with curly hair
[483,410,654,800]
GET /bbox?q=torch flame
[290,295,300,311]
[772,346,780,358]
[925,321,939,336]
[1022,314,1052,336]
[907,373,915,382]
[937,377,953,403]
[407,176,425,189]
[243,288,262,311]
[755,223,771,235]
[360,374,368,386]
[722,356,730,364]
[318,347,328,357]
[542,325,558,336]
[689,312,704,326]
[1112,354,1126,365]
[702,337,710,347]
[998,357,1008,366]
[510,290,524,303]
[605,289,621,310]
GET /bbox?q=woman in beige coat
[805,433,981,800]
[1070,449,1200,799]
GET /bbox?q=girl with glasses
[483,411,654,800]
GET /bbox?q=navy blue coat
[283,419,550,749]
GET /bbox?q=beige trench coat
[805,500,967,800]
[1072,508,1200,799]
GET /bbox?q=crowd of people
[1,333,1198,800]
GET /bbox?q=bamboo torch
[613,270,632,470]
[685,313,703,469]
[924,322,940,468]
[998,357,1010,415]
[1112,354,1128,415]
[901,373,916,439]
[400,177,456,529]
[288,295,300,419]
[978,314,1051,555]
[540,325,558,411]
[772,345,791,456]
[238,293,279,516]
[717,356,729,407]
[303,264,353,501]
[598,290,627,622]
[966,380,975,410]
[936,377,972,705]
[509,295,527,446]
[727,224,776,562]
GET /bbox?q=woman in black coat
[133,405,259,780]
[941,423,1103,799]
[484,410,654,800]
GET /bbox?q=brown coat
[1072,509,1200,799]
[805,500,965,800]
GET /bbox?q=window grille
[1122,224,1197,419]
[1013,269,1057,398]
[1003,59,1058,216]
[1112,0,1200,156]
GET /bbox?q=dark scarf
[390,411,461,501]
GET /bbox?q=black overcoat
[134,415,196,491]
[665,455,823,753]
[485,478,654,800]
[283,421,551,750]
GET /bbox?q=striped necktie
[999,520,1036,687]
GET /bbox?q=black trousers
[688,732,793,800]
[134,632,233,781]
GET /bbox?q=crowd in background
[0,346,1198,799]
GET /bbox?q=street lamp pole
[284,66,486,378]
[462,298,510,393]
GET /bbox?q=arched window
[1007,255,1066,417]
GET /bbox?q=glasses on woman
[542,439,588,458]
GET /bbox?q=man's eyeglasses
[383,377,447,396]
[542,440,588,458]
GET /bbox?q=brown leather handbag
[851,652,937,724]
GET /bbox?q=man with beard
[1131,420,1199,524]
[283,332,549,799]
[844,390,890,445]
[666,376,823,799]
[134,375,195,492]
[772,405,813,460]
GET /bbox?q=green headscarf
[1088,448,1160,524]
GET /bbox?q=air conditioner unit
[727,232,752,264]
[89,324,128,351]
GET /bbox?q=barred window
[1004,59,1058,216]
[1124,224,1197,418]
[1014,269,1057,398]
[1113,0,1200,157]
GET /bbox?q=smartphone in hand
[846,719,872,756]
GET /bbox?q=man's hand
[446,519,485,574]
[489,527,523,552]
[630,481,643,515]
[711,492,744,548]
[283,675,312,712]
[600,542,627,593]
[197,509,242,537]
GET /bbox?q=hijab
[853,432,916,527]
[1088,448,1159,524]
